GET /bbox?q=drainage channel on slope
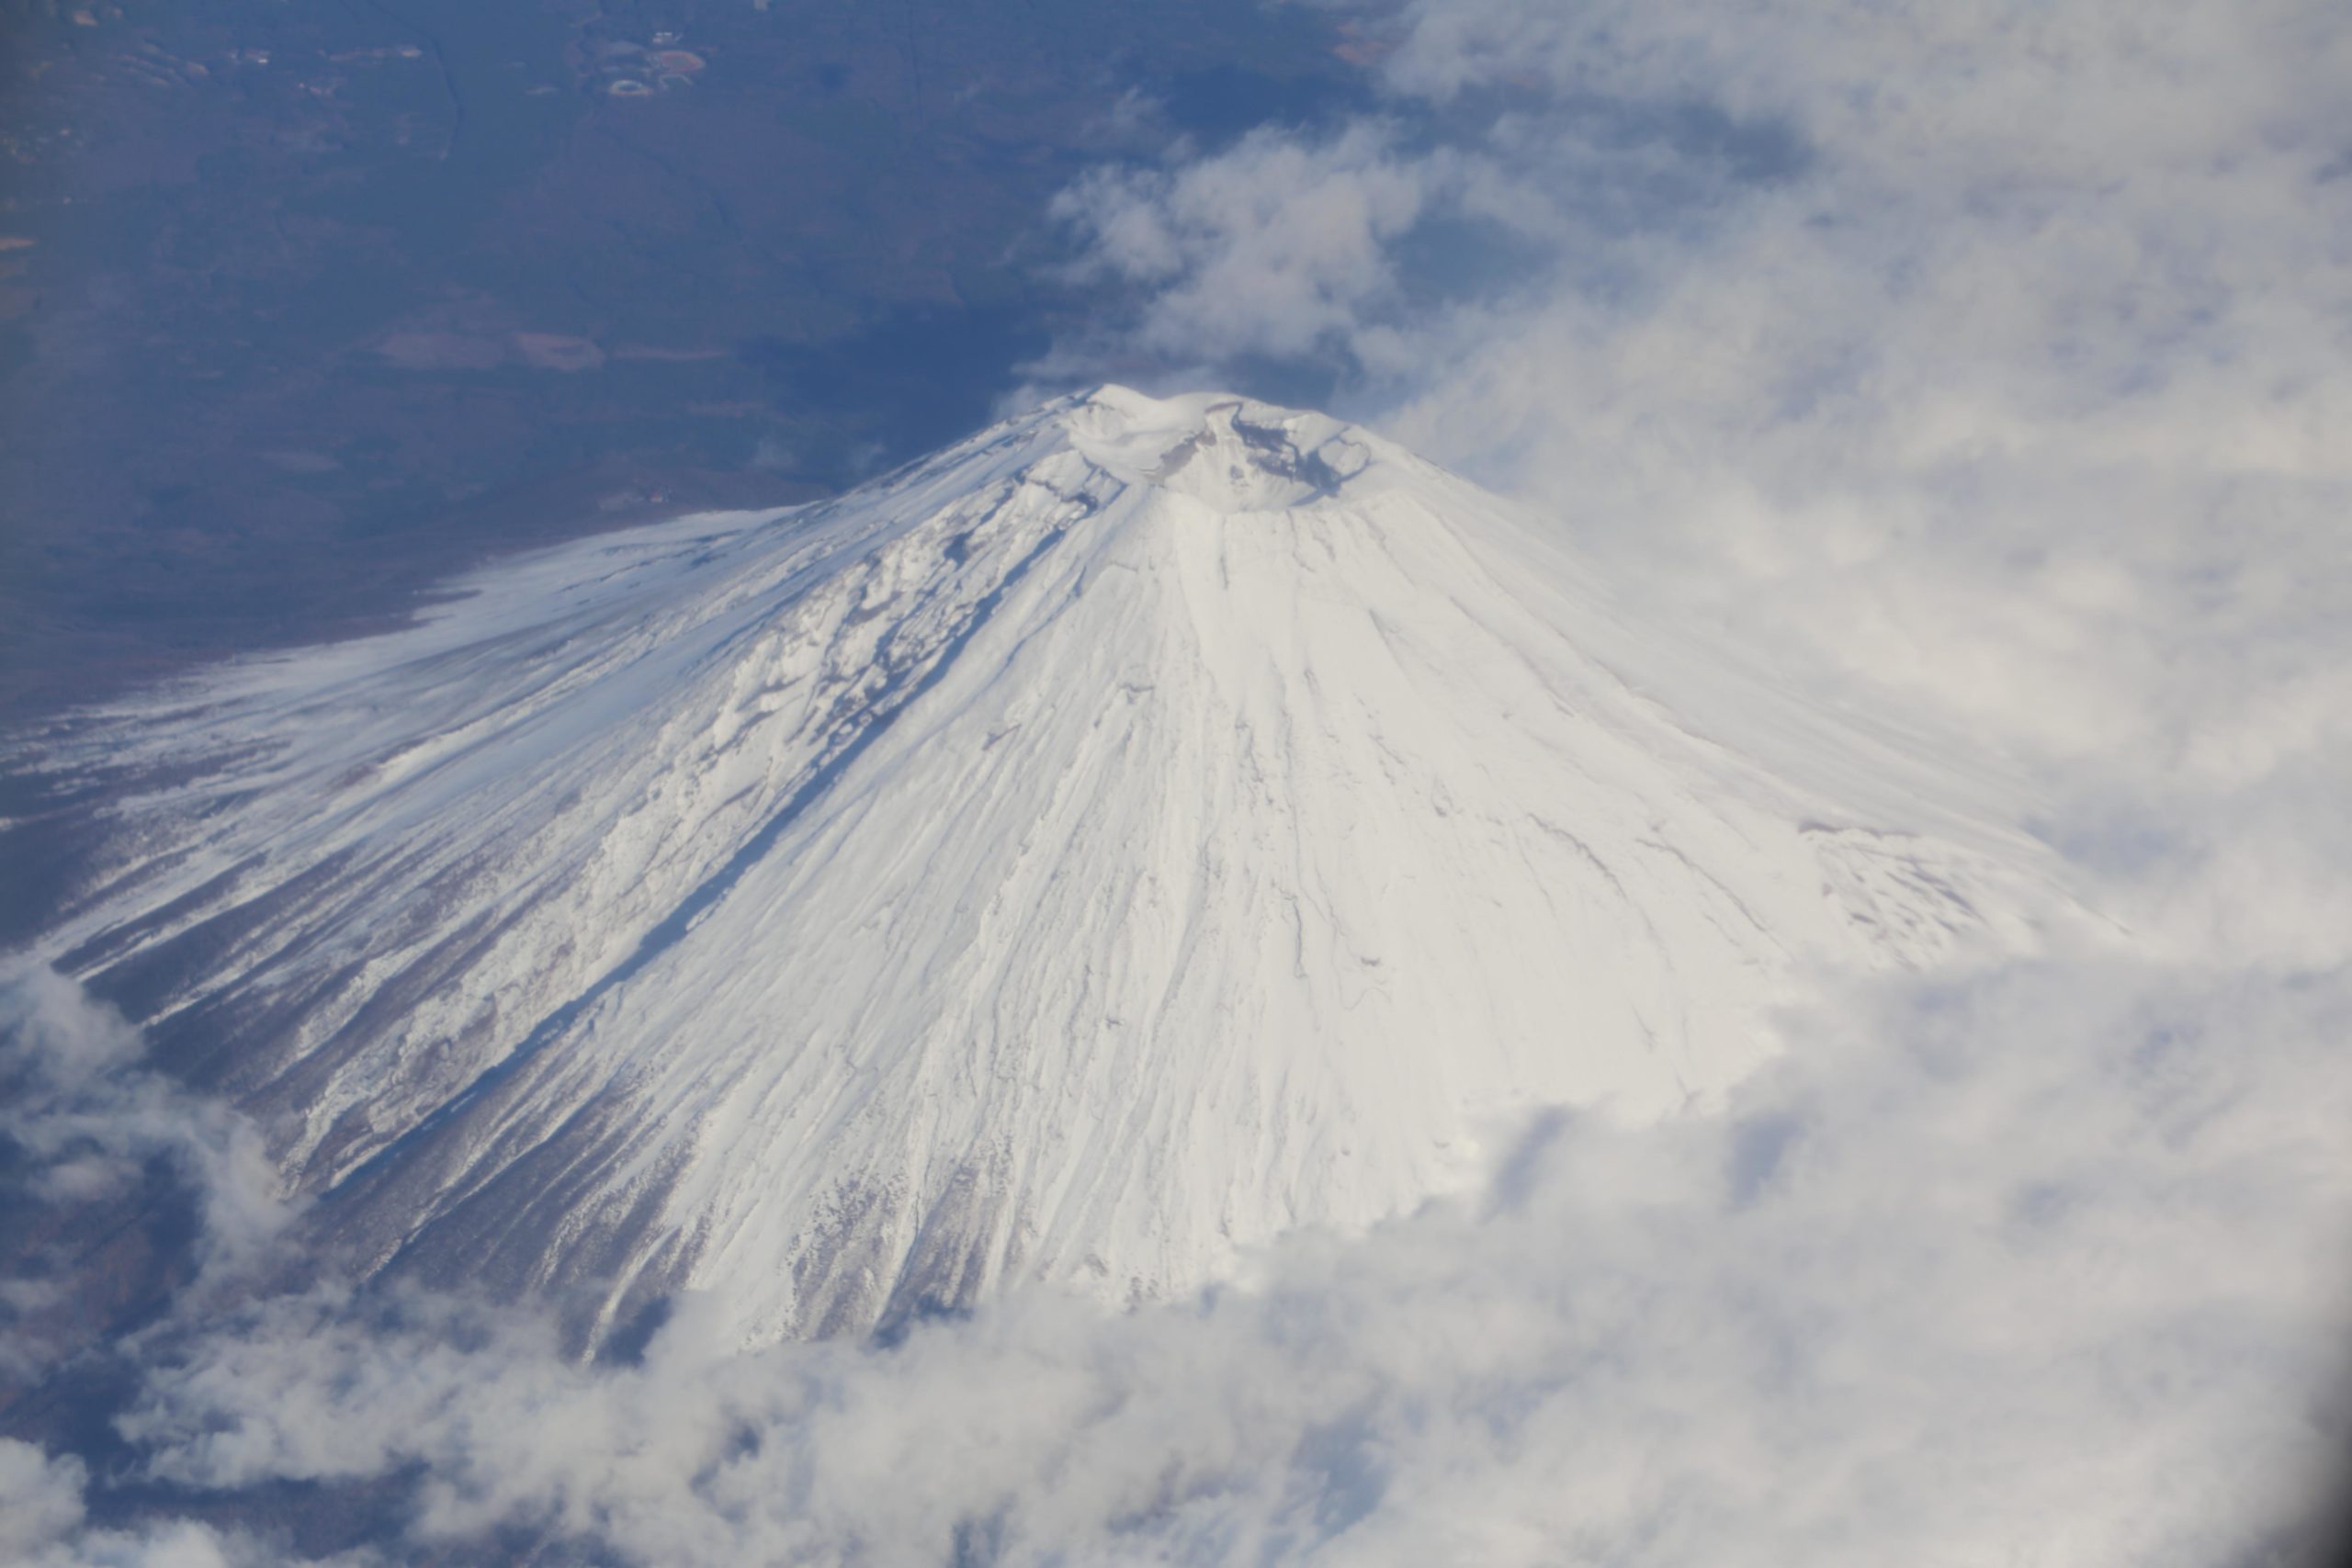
[322,498,1099,1228]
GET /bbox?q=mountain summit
[27,388,2061,1343]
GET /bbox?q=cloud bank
[1,944,2340,1563]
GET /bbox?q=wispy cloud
[0,1436,316,1568]
[1046,122,1498,371]
[0,964,287,1379]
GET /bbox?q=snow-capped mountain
[21,388,2065,1343]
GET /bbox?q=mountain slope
[18,388,2064,1343]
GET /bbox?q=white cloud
[0,1437,307,1568]
[0,963,289,1376]
[1047,122,1507,371]
[1046,0,2352,778]
[79,938,2352,1565]
[0,1439,88,1562]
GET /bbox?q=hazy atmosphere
[4,1,2349,1563]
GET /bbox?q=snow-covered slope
[19,388,2067,1343]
